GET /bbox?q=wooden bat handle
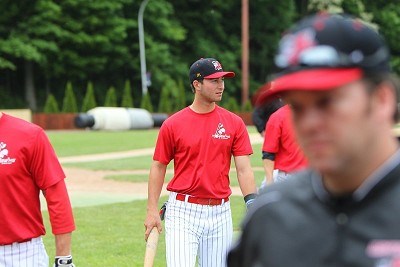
[144,228,160,267]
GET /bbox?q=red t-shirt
[0,114,75,244]
[262,105,307,172]
[153,106,253,199]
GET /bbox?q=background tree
[121,80,134,108]
[140,92,154,113]
[174,79,187,111]
[104,86,118,107]
[223,96,241,112]
[43,93,60,113]
[62,82,79,113]
[158,83,173,113]
[0,0,399,112]
[81,81,97,112]
[0,0,63,111]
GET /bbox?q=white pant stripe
[166,192,233,267]
[0,237,48,267]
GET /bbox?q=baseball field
[41,128,265,266]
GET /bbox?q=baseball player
[0,112,75,267]
[251,86,284,137]
[228,13,400,266]
[261,104,307,185]
[144,58,257,267]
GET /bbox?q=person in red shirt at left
[261,104,308,186]
[0,112,75,267]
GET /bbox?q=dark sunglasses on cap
[275,45,389,70]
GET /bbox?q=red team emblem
[277,28,317,67]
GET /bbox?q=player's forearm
[55,233,72,256]
[263,159,275,184]
[237,170,257,196]
[234,156,257,196]
[147,161,166,212]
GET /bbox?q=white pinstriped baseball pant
[0,237,48,267]
[165,192,233,267]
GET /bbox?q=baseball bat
[144,227,160,267]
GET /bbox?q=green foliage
[224,96,241,112]
[120,80,134,108]
[140,92,154,112]
[175,79,187,110]
[0,87,26,108]
[363,0,400,74]
[81,81,97,112]
[242,99,253,112]
[1,0,400,112]
[158,84,173,113]
[43,93,60,113]
[104,86,118,107]
[62,82,78,113]
[0,0,62,70]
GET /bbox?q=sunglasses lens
[299,46,340,66]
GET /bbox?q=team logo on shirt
[212,123,230,140]
[0,142,16,165]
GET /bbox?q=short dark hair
[190,79,203,93]
[363,72,400,122]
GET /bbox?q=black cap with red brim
[189,58,235,84]
[255,13,390,106]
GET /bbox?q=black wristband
[244,193,257,203]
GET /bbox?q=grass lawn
[47,129,160,157]
[42,196,247,266]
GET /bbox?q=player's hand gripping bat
[144,202,166,267]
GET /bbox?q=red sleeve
[232,118,253,156]
[44,180,76,235]
[31,129,65,189]
[262,112,282,153]
[153,122,174,165]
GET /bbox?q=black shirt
[228,151,400,267]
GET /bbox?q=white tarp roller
[87,107,154,130]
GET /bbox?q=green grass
[63,155,155,170]
[43,196,247,266]
[47,129,159,157]
[104,173,150,182]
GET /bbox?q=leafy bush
[121,80,134,108]
[140,92,154,112]
[62,82,79,113]
[158,82,174,113]
[81,81,97,112]
[242,99,253,112]
[174,79,186,111]
[104,86,117,107]
[43,94,60,113]
[223,96,240,112]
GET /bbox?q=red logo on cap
[280,28,317,66]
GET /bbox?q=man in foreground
[228,13,400,267]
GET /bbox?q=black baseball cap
[189,58,235,84]
[257,13,391,104]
